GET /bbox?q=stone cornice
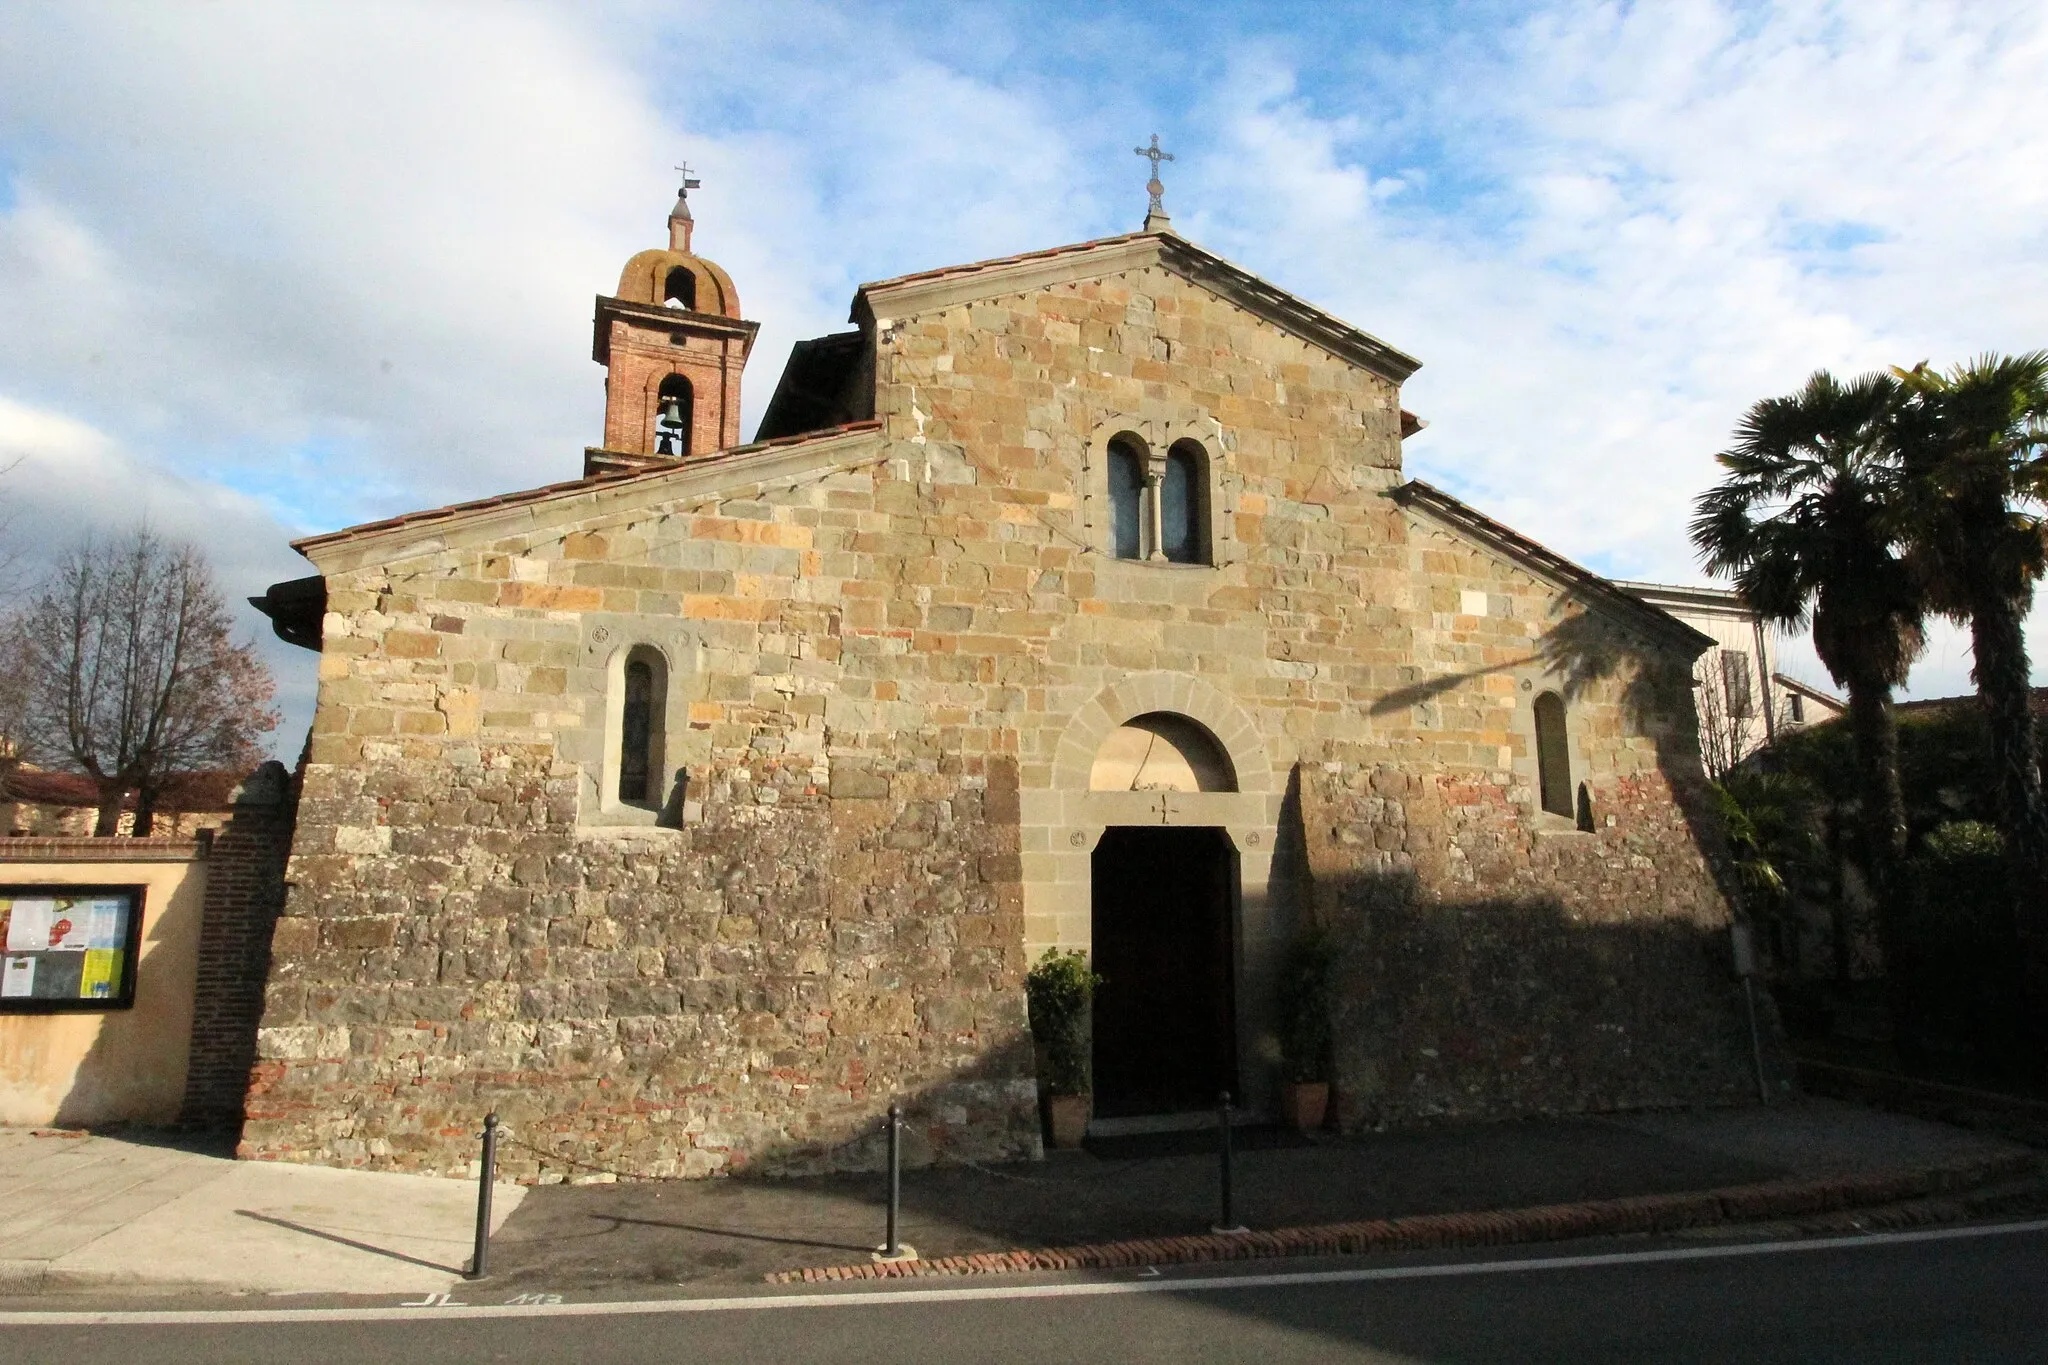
[591,294,759,365]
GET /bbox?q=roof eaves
[1393,480,1716,652]
[292,419,885,561]
[1771,673,1846,707]
[855,230,1422,385]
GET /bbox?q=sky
[2,0,2045,754]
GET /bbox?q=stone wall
[1301,762,1761,1129]
[245,255,1754,1177]
[244,744,1031,1177]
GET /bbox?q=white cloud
[1180,1,2048,699]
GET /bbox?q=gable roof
[854,229,1423,386]
[1772,673,1846,710]
[291,420,884,573]
[1392,480,1715,653]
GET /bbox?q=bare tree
[1695,652,1760,781]
[7,528,277,835]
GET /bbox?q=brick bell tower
[586,170,759,476]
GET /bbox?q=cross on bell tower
[1135,134,1174,232]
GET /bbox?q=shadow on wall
[1318,590,1775,1128]
[1367,591,1687,721]
[471,1038,1042,1186]
[53,882,202,1128]
[1315,866,1768,1130]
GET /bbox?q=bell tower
[587,170,759,476]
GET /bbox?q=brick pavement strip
[763,1153,2039,1284]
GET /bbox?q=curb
[0,1261,244,1298]
[763,1152,2038,1284]
[1797,1060,2048,1140]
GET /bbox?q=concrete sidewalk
[0,1097,2033,1299]
[0,1126,523,1296]
[483,1097,2039,1289]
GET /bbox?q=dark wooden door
[1089,826,1237,1117]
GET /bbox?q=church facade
[242,185,1762,1179]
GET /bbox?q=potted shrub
[1277,928,1336,1132]
[1026,948,1101,1149]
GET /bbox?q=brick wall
[179,762,298,1129]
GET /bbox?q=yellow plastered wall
[0,851,207,1126]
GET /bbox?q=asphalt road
[6,1221,2046,1364]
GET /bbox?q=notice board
[0,885,146,1011]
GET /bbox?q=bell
[660,399,684,427]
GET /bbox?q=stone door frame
[1020,671,1288,1115]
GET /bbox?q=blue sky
[2,0,2046,750]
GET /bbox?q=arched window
[1161,440,1208,564]
[1107,435,1146,560]
[1534,691,1572,818]
[663,266,697,310]
[617,646,667,806]
[655,374,693,457]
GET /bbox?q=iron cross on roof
[1134,134,1174,223]
[675,162,701,198]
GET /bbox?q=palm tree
[1892,353,2048,1038]
[1691,370,1926,921]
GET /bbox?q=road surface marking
[4,1218,2045,1327]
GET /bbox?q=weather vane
[670,162,703,251]
[1134,134,1174,229]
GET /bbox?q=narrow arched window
[655,374,693,457]
[619,657,655,803]
[1162,441,1208,564]
[1534,691,1572,818]
[1107,435,1145,560]
[663,266,697,310]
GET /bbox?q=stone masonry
[241,225,1759,1179]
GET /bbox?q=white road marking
[4,1218,2045,1328]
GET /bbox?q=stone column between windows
[1144,462,1166,562]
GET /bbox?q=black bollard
[466,1112,498,1280]
[1213,1090,1245,1234]
[884,1102,902,1259]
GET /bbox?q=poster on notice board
[0,885,145,1011]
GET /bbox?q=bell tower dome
[587,172,759,476]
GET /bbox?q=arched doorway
[1088,711,1240,1118]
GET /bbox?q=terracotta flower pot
[1044,1092,1091,1150]
[1280,1080,1329,1132]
